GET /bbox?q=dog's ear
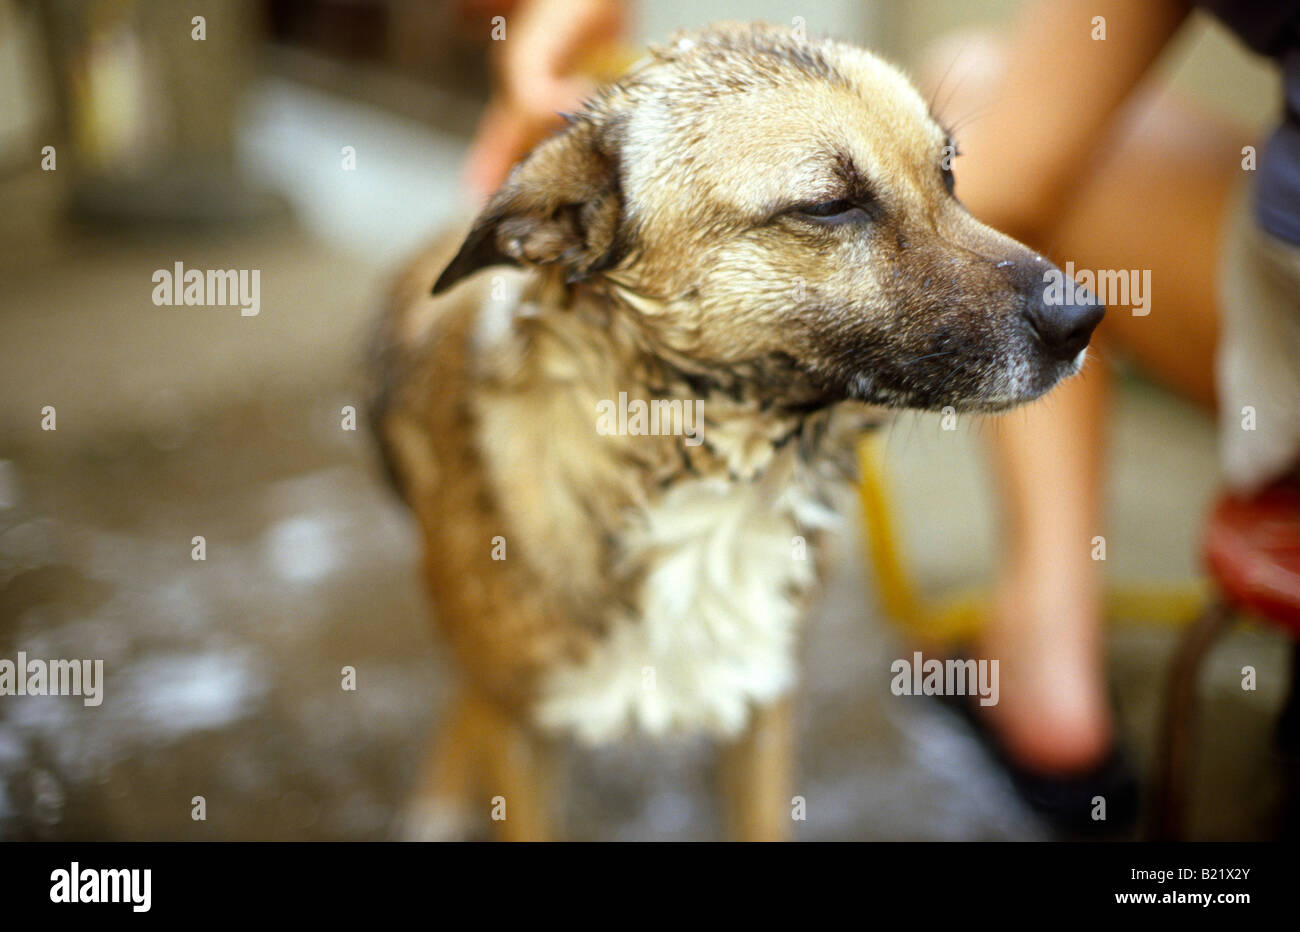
[433,122,624,294]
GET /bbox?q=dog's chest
[532,468,837,743]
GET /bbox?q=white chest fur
[532,464,839,743]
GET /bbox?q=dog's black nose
[1023,281,1105,361]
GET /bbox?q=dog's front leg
[718,696,795,842]
[479,700,554,842]
[402,687,552,841]
[401,687,494,841]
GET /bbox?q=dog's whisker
[904,350,958,365]
[927,46,966,122]
[945,103,995,138]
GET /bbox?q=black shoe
[936,689,1140,836]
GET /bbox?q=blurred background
[0,0,1290,840]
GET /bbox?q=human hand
[463,0,626,202]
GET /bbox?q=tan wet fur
[369,22,1095,841]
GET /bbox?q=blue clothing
[1199,0,1300,244]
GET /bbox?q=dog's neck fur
[469,269,866,637]
[461,269,869,738]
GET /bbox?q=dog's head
[436,22,1103,412]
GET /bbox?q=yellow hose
[856,432,1211,642]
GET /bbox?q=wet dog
[369,22,1103,840]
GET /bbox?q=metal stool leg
[1279,643,1300,839]
[1153,600,1236,840]
[1278,642,1300,755]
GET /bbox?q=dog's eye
[795,199,866,224]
